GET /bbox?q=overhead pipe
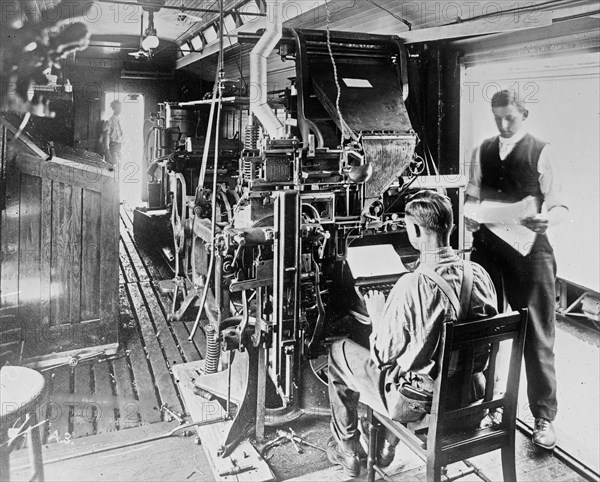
[249,1,285,139]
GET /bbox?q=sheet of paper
[346,244,407,278]
[465,196,537,224]
[487,223,537,256]
[465,196,538,256]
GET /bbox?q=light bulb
[142,35,159,50]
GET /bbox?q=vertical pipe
[249,1,284,138]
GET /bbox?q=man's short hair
[405,190,454,237]
[110,99,121,109]
[491,89,528,114]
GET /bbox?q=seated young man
[327,190,498,477]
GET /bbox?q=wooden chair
[366,309,528,482]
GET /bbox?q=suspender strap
[419,261,474,321]
[459,260,474,320]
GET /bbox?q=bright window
[190,35,203,51]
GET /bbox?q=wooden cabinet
[0,120,119,365]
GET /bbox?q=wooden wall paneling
[39,178,53,338]
[50,181,72,331]
[99,181,119,347]
[70,186,82,325]
[81,188,101,322]
[18,173,42,357]
[0,154,19,310]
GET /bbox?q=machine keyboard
[357,282,396,297]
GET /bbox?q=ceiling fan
[162,0,203,26]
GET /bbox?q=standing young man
[465,90,569,450]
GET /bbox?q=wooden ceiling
[22,0,600,64]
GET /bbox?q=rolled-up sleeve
[370,275,415,368]
[465,145,482,200]
[538,145,568,211]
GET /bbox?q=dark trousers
[472,226,558,421]
[328,338,429,448]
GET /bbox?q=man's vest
[479,133,547,212]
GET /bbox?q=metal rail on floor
[516,419,600,482]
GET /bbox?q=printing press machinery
[140,25,440,457]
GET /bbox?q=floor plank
[119,238,138,284]
[118,282,161,425]
[111,354,142,429]
[127,282,183,415]
[72,363,94,438]
[120,226,150,283]
[92,361,117,434]
[48,366,72,443]
[120,207,134,232]
[10,422,213,482]
[171,322,203,363]
[139,281,185,369]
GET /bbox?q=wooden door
[0,122,119,363]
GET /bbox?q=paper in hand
[465,196,538,256]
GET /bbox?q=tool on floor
[159,403,185,424]
[218,464,255,477]
[259,433,289,458]
[98,350,131,363]
[288,428,303,453]
[40,350,106,371]
[276,429,326,453]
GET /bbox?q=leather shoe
[532,418,556,450]
[377,439,397,468]
[327,437,360,477]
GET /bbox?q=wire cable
[364,0,411,30]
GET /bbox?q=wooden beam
[176,0,326,69]
[400,11,553,44]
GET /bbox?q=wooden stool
[0,366,46,482]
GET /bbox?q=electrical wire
[222,20,248,93]
[364,0,412,30]
[323,0,357,146]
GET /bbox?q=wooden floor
[36,206,207,444]
[13,205,591,481]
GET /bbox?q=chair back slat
[429,309,528,461]
[459,345,476,407]
[484,342,500,402]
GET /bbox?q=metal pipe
[249,1,284,139]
